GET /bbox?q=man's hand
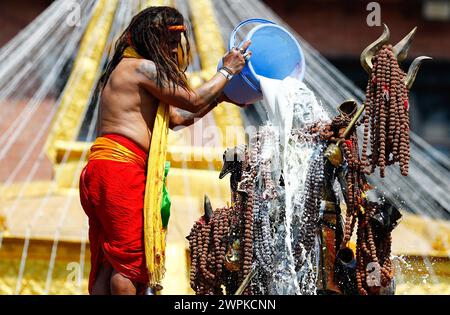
[222,40,252,75]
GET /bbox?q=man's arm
[136,40,251,113]
[136,61,226,112]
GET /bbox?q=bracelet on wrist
[218,68,233,81]
[221,66,234,75]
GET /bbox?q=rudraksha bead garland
[328,115,395,295]
[361,45,410,177]
[310,115,368,250]
[187,206,232,295]
[309,114,395,295]
[333,115,369,248]
[237,133,261,295]
[355,202,394,295]
[253,129,276,278]
[294,147,325,270]
[188,140,259,295]
[253,197,274,275]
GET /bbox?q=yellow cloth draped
[122,46,169,287]
[88,136,146,168]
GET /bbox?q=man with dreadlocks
[79,6,251,295]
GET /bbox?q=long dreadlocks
[99,6,191,92]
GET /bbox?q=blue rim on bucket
[221,18,306,104]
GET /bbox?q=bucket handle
[229,18,276,51]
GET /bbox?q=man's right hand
[222,40,252,75]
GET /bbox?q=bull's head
[219,145,246,192]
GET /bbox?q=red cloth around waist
[80,133,150,293]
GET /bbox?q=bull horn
[360,23,390,73]
[204,195,213,223]
[404,56,432,89]
[393,26,417,62]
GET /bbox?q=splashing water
[252,76,330,294]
